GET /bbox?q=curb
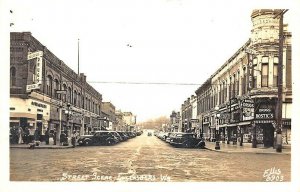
[10,145,74,149]
[204,147,291,155]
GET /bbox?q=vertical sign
[27,51,43,92]
[35,56,43,84]
[247,53,253,90]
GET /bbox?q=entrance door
[263,123,274,147]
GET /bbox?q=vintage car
[169,133,204,148]
[77,131,119,146]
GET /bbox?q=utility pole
[274,9,288,153]
[78,38,80,75]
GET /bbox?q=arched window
[78,93,81,107]
[46,75,53,96]
[62,84,67,102]
[68,87,72,103]
[54,79,60,99]
[10,67,16,86]
[74,90,77,106]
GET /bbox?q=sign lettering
[27,51,43,60]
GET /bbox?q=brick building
[194,9,292,147]
[10,32,103,140]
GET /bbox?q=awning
[10,112,36,119]
[238,121,251,126]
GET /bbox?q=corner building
[10,32,103,140]
[195,9,292,147]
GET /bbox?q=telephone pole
[274,9,288,153]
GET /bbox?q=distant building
[123,112,136,131]
[101,102,116,130]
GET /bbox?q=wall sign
[27,51,43,92]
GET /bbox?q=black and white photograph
[1,0,299,191]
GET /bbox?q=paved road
[10,133,291,182]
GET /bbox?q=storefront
[253,98,276,147]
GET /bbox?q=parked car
[169,133,202,148]
[117,131,129,141]
[77,131,119,146]
[147,132,152,136]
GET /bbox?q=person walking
[45,128,50,145]
[18,127,23,144]
[60,132,66,146]
[53,128,57,145]
[23,127,30,144]
[71,130,76,148]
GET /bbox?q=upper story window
[261,56,269,87]
[46,75,53,96]
[273,57,278,87]
[54,79,60,99]
[10,67,16,86]
[68,87,72,103]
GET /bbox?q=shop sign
[255,108,274,119]
[26,83,40,92]
[282,119,291,126]
[242,98,254,121]
[27,51,43,91]
[27,51,43,60]
[191,119,199,123]
[254,99,275,120]
[31,101,47,109]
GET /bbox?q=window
[273,57,278,87]
[273,64,278,87]
[54,79,60,99]
[10,67,16,86]
[46,75,53,96]
[68,87,72,103]
[242,68,246,95]
[74,91,77,106]
[233,74,236,97]
[262,64,269,87]
[62,84,67,102]
[236,72,240,96]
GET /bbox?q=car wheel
[183,141,190,148]
[84,140,89,146]
[107,140,112,146]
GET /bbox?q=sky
[6,0,296,123]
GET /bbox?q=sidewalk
[10,138,74,149]
[204,141,291,155]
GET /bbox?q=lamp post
[215,106,220,150]
[252,121,257,148]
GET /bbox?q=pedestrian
[18,127,24,144]
[34,129,40,146]
[45,128,50,145]
[60,132,66,146]
[23,127,29,144]
[53,128,57,145]
[71,130,76,148]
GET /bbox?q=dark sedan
[169,133,204,148]
[77,131,119,146]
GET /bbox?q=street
[10,132,291,182]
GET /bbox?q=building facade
[195,9,292,147]
[169,111,181,132]
[10,32,103,140]
[101,102,116,130]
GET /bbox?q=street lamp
[215,106,220,150]
[252,121,257,148]
[65,103,71,136]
